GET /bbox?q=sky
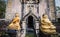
[55,0,60,6]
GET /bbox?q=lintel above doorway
[20,0,40,4]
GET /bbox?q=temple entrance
[27,16,34,29]
[26,16,35,37]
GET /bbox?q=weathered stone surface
[5,0,56,21]
[5,0,21,20]
[48,0,56,21]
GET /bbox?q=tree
[56,6,60,13]
[0,0,6,18]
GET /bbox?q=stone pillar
[48,0,56,21]
[21,21,26,37]
[35,21,39,37]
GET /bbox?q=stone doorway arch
[21,13,40,37]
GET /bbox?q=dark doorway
[26,16,35,37]
[27,16,34,29]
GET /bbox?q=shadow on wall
[58,18,60,22]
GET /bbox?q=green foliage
[26,33,34,37]
[56,6,60,12]
[0,31,9,37]
[0,0,6,18]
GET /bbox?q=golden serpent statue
[40,14,56,34]
[7,13,21,30]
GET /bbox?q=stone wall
[5,0,21,21]
[39,0,47,18]
[48,0,56,21]
[5,0,56,21]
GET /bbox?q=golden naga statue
[7,13,21,30]
[40,14,56,34]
